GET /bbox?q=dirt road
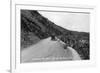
[21,37,81,63]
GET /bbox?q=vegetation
[21,10,90,60]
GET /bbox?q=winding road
[21,37,81,63]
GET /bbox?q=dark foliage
[21,10,90,60]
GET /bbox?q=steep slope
[21,10,89,60]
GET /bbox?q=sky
[39,11,90,32]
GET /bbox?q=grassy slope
[21,10,90,60]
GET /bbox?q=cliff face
[21,10,89,60]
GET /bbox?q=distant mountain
[21,10,90,60]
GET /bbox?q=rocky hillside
[21,10,90,60]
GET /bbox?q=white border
[11,1,96,73]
